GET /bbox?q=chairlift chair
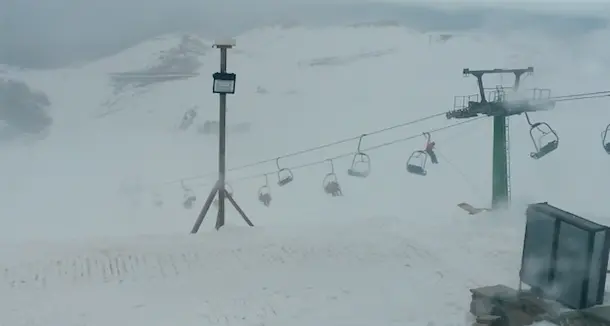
[258,175,272,207]
[323,159,343,197]
[183,194,196,209]
[276,158,294,186]
[602,124,610,154]
[180,180,197,209]
[152,192,164,207]
[529,122,559,160]
[347,134,371,178]
[179,108,197,130]
[406,150,428,176]
[202,120,218,133]
[347,153,371,178]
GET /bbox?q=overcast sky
[1,0,608,68]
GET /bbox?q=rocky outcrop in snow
[0,78,52,138]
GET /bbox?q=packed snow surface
[1,25,610,325]
[1,215,524,326]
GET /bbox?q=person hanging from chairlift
[424,133,439,164]
[180,180,197,209]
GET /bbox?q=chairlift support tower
[446,67,551,210]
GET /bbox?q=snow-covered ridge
[84,33,211,74]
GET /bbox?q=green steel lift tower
[446,67,555,210]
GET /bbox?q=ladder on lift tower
[506,116,512,204]
[495,85,512,204]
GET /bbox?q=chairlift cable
[170,88,610,210]
[553,94,610,102]
[221,117,485,185]
[158,89,610,189]
[549,90,610,100]
[364,117,484,152]
[157,111,448,186]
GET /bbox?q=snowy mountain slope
[0,24,609,326]
[2,25,609,235]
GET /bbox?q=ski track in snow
[0,218,441,290]
[1,230,434,291]
[0,216,521,326]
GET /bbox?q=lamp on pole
[191,38,253,233]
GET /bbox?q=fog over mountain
[1,0,609,69]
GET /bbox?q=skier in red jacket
[424,133,439,164]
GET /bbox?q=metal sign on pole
[191,38,253,233]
